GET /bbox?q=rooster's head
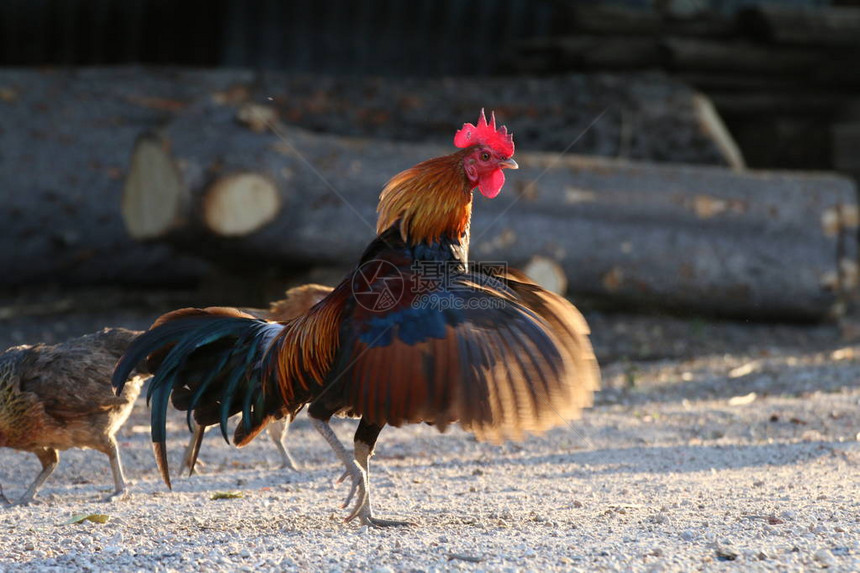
[454,109,518,199]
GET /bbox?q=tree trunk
[122,105,858,321]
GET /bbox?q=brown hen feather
[0,328,147,504]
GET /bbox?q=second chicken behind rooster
[0,328,147,505]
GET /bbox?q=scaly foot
[335,460,368,522]
[335,469,415,527]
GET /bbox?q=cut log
[122,133,188,240]
[690,94,745,170]
[0,68,235,287]
[202,173,281,237]
[122,104,857,321]
[122,136,282,240]
[522,256,568,296]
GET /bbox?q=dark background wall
[0,0,556,74]
[0,0,839,73]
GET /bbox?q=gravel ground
[0,294,858,572]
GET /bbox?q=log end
[203,173,282,237]
[522,256,568,295]
[122,133,188,240]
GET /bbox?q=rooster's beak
[499,158,518,170]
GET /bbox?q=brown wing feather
[496,268,600,413]
[340,315,592,443]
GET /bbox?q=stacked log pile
[0,66,739,288]
[512,4,860,174]
[121,100,857,321]
[2,67,857,320]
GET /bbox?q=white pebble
[814,549,837,567]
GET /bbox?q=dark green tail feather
[110,311,285,488]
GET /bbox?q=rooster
[180,284,332,475]
[0,328,147,505]
[113,111,599,526]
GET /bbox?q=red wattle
[478,169,505,198]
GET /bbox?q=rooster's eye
[480,152,490,161]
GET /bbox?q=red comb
[454,109,514,157]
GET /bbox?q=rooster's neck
[376,153,474,257]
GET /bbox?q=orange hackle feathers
[376,151,473,244]
[377,110,515,245]
[454,109,514,158]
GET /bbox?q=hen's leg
[18,448,59,505]
[104,437,129,502]
[268,418,298,471]
[350,418,414,527]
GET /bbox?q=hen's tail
[111,307,285,488]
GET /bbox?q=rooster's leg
[350,418,414,527]
[104,437,129,502]
[18,448,59,505]
[311,417,368,521]
[268,418,298,471]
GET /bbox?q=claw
[341,482,358,508]
[311,418,410,526]
[337,460,369,522]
